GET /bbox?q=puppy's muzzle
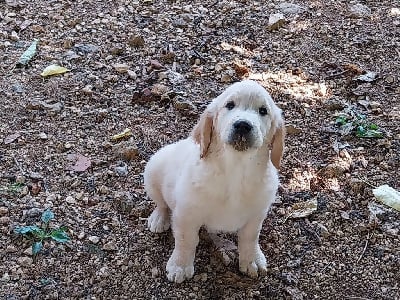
[228,120,254,151]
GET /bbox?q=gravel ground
[1,0,399,299]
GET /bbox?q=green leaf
[335,116,348,126]
[14,225,41,235]
[369,123,378,130]
[41,209,54,223]
[50,229,70,243]
[356,126,383,138]
[17,39,39,66]
[32,241,43,255]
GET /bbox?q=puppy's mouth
[228,135,253,151]
[227,120,255,151]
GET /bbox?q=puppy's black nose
[233,120,252,135]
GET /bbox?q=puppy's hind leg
[145,181,171,233]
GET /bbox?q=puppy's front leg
[238,215,267,278]
[166,215,200,283]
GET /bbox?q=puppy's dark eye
[259,107,268,116]
[225,101,235,110]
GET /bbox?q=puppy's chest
[203,171,265,231]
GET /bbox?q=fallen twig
[356,232,370,263]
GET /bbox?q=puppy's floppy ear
[270,116,285,170]
[192,106,215,159]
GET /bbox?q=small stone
[1,273,10,282]
[385,75,395,84]
[127,70,137,79]
[173,97,197,112]
[286,124,302,135]
[268,13,286,31]
[26,207,42,218]
[113,63,129,73]
[151,267,159,278]
[75,192,84,200]
[150,59,163,70]
[15,175,25,184]
[29,172,43,180]
[194,58,201,65]
[128,35,145,47]
[39,132,48,140]
[200,272,208,282]
[324,98,345,111]
[221,74,231,83]
[73,43,99,54]
[89,235,100,244]
[64,142,73,150]
[65,196,76,204]
[6,245,17,253]
[102,241,118,251]
[82,85,93,95]
[98,185,109,195]
[20,186,29,196]
[12,83,24,93]
[349,3,371,18]
[0,207,8,216]
[114,142,139,162]
[78,231,85,239]
[151,84,169,96]
[276,2,306,15]
[23,247,33,256]
[0,216,10,225]
[10,31,19,41]
[340,211,350,220]
[17,256,33,267]
[114,161,128,176]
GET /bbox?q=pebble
[10,31,19,41]
[0,207,8,216]
[114,161,128,177]
[26,207,42,218]
[65,196,76,204]
[23,247,33,256]
[6,245,17,253]
[349,3,371,18]
[39,132,48,140]
[276,2,306,14]
[0,216,10,225]
[268,13,286,31]
[127,70,137,79]
[151,267,159,278]
[15,175,25,183]
[113,63,129,73]
[17,257,33,267]
[102,241,117,251]
[89,235,100,244]
[2,273,10,282]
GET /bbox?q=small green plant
[0,182,24,196]
[14,209,70,257]
[335,112,383,138]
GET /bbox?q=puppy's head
[192,80,285,169]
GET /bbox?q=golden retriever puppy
[144,80,285,283]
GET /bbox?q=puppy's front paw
[239,247,267,278]
[148,208,170,233]
[166,257,194,283]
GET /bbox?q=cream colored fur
[144,80,285,283]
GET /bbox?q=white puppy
[144,80,285,283]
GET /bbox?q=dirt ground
[1,0,399,299]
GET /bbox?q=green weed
[14,209,70,257]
